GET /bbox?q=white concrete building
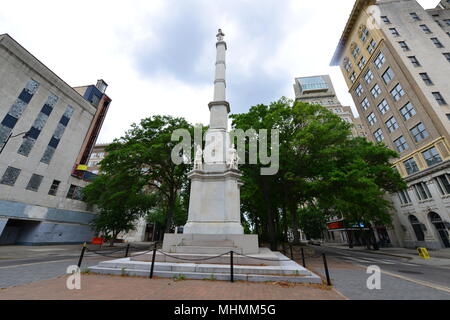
[0,34,111,245]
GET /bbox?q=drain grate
[397,270,423,275]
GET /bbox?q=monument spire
[208,28,230,130]
[213,28,227,102]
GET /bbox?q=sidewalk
[0,274,346,300]
[323,243,450,266]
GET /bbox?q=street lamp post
[0,131,28,155]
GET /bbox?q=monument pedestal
[162,233,259,254]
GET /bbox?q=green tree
[83,172,154,246]
[231,98,406,249]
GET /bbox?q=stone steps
[96,260,312,276]
[172,246,241,254]
[89,265,321,284]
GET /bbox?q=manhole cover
[397,270,423,275]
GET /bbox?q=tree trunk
[347,230,354,248]
[165,192,176,233]
[289,202,300,244]
[261,178,277,250]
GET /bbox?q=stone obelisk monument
[162,29,259,254]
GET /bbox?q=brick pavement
[0,274,346,300]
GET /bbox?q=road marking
[380,270,450,294]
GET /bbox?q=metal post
[149,243,157,279]
[230,251,234,283]
[301,247,306,267]
[322,253,332,286]
[125,244,130,257]
[77,242,87,268]
[289,244,294,260]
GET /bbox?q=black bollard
[149,244,157,279]
[77,242,87,268]
[289,244,294,260]
[322,253,332,286]
[125,244,130,257]
[230,251,234,283]
[301,247,306,268]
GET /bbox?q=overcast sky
[0,0,438,143]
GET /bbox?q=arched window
[409,215,425,241]
[350,42,360,59]
[358,25,370,42]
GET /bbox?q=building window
[352,46,361,59]
[26,174,44,192]
[364,69,374,84]
[422,147,442,166]
[0,79,40,150]
[408,56,421,67]
[361,97,370,110]
[410,12,421,21]
[374,128,384,142]
[382,67,395,84]
[355,84,364,97]
[398,41,410,51]
[367,39,377,53]
[40,105,74,165]
[410,122,429,142]
[367,112,377,126]
[17,94,59,157]
[431,37,444,48]
[360,27,369,42]
[371,84,381,98]
[389,28,400,36]
[409,215,425,241]
[67,184,84,201]
[0,166,21,186]
[419,73,433,85]
[399,102,416,121]
[48,180,61,196]
[358,56,367,70]
[420,24,432,34]
[377,99,390,115]
[443,53,450,62]
[413,182,432,200]
[344,59,352,72]
[398,189,412,204]
[432,92,447,105]
[390,83,405,101]
[394,136,409,152]
[385,117,399,133]
[350,72,356,83]
[381,16,391,24]
[435,174,450,195]
[404,158,419,175]
[374,52,385,69]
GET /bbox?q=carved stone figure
[227,146,239,170]
[194,146,203,170]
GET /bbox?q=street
[306,245,450,300]
[0,243,449,300]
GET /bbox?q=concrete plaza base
[88,250,322,284]
[162,233,259,255]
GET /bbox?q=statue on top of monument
[227,145,239,170]
[194,145,203,170]
[216,28,225,42]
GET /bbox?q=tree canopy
[231,98,406,250]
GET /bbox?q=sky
[0,0,439,143]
